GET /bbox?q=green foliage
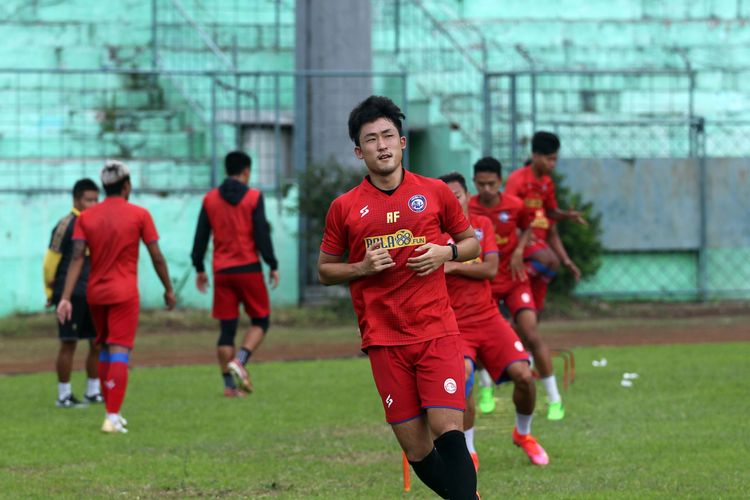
[295,159,364,251]
[549,169,604,295]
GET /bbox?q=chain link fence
[484,69,750,300]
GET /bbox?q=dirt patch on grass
[1,308,749,375]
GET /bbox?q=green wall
[0,190,299,316]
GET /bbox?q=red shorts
[89,296,140,349]
[213,272,270,320]
[523,238,549,259]
[459,314,529,385]
[368,335,466,424]
[492,280,536,319]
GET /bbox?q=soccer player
[56,160,176,433]
[504,132,586,311]
[191,151,280,397]
[318,96,480,499]
[469,157,565,421]
[439,171,549,467]
[44,178,102,408]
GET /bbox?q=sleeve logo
[408,194,427,213]
[364,229,426,249]
[474,227,484,241]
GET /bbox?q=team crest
[408,194,427,213]
[474,228,484,241]
[498,211,510,222]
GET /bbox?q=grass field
[1,342,748,498]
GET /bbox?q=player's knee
[511,364,535,389]
[217,318,239,346]
[251,315,270,334]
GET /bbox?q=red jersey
[321,170,470,350]
[468,194,527,294]
[441,214,499,325]
[504,165,557,241]
[72,197,159,305]
[202,187,261,272]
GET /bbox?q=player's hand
[164,290,177,310]
[269,270,280,289]
[359,240,395,276]
[406,243,451,277]
[564,260,581,281]
[196,272,209,293]
[56,299,72,324]
[443,261,461,274]
[509,250,528,282]
[567,208,587,226]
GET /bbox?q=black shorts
[57,296,96,342]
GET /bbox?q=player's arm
[318,241,395,285]
[43,249,62,305]
[406,226,480,277]
[55,240,85,323]
[147,242,177,309]
[444,251,498,280]
[190,206,212,293]
[548,225,581,281]
[509,228,533,282]
[547,206,587,225]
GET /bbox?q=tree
[549,169,604,296]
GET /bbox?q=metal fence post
[401,73,409,170]
[294,72,308,304]
[274,73,282,197]
[395,0,401,55]
[151,0,158,70]
[510,74,518,169]
[695,116,708,301]
[210,75,218,187]
[482,72,491,157]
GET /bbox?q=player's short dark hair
[531,131,560,155]
[225,151,252,176]
[72,178,99,199]
[438,171,468,193]
[473,156,502,178]
[348,95,405,147]
[103,176,130,196]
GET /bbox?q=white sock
[478,369,493,389]
[464,427,476,454]
[541,375,561,404]
[58,382,71,400]
[515,413,533,435]
[107,412,120,425]
[86,378,100,396]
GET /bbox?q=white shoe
[101,417,128,434]
[118,415,128,427]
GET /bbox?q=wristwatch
[449,243,459,261]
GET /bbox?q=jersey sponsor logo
[386,394,393,408]
[498,211,510,222]
[474,227,484,241]
[443,378,458,394]
[514,340,524,352]
[364,229,426,249]
[496,235,509,245]
[408,194,427,213]
[359,205,370,218]
[530,209,550,229]
[525,198,543,208]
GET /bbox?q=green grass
[1,343,748,498]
